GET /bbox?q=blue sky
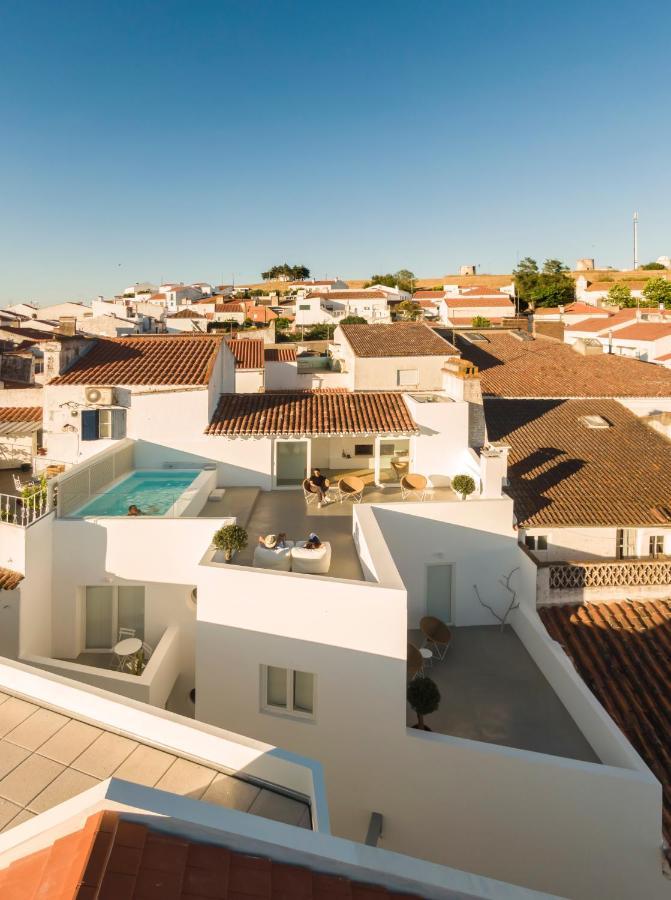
[1,0,669,304]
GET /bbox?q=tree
[606,282,634,307]
[542,259,569,275]
[396,300,422,320]
[212,524,248,562]
[513,257,575,308]
[340,315,367,325]
[407,676,441,731]
[512,257,539,306]
[471,315,491,328]
[452,474,476,499]
[261,263,311,281]
[274,317,291,331]
[394,269,416,293]
[305,323,337,340]
[365,273,397,289]
[641,262,666,270]
[642,277,671,308]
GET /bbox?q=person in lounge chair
[127,504,143,516]
[258,533,287,549]
[304,532,322,550]
[309,468,330,507]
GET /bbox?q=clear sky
[1,0,669,305]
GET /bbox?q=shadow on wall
[371,505,522,628]
[132,439,272,490]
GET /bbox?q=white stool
[420,647,433,669]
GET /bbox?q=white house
[439,289,515,326]
[294,291,390,327]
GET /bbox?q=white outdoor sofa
[252,541,295,571]
[291,541,332,575]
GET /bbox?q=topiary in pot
[407,675,441,731]
[452,473,476,501]
[213,524,248,562]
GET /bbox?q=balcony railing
[0,491,52,527]
[549,558,671,590]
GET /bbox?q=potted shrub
[407,675,441,731]
[452,473,475,501]
[213,524,248,562]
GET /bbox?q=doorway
[426,563,453,623]
[275,440,308,487]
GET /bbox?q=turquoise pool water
[75,470,200,517]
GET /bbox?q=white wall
[524,526,671,562]
[406,395,474,487]
[235,369,264,393]
[264,361,299,390]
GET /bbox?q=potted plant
[213,524,248,562]
[407,675,441,731]
[452,473,475,501]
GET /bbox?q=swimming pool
[74,470,201,517]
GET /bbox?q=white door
[426,564,453,623]
[276,440,308,487]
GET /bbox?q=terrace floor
[0,689,310,834]
[407,625,600,763]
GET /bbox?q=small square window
[525,536,535,550]
[265,666,288,708]
[537,535,548,551]
[262,666,315,719]
[649,535,665,558]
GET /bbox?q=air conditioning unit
[85,386,115,406]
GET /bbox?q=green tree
[606,282,634,307]
[471,316,491,328]
[642,277,671,308]
[641,262,666,270]
[394,269,416,293]
[542,259,569,275]
[365,273,397,288]
[274,317,291,331]
[262,263,311,281]
[407,676,441,731]
[396,299,422,320]
[512,257,539,306]
[340,315,367,325]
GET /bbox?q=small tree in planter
[213,524,248,562]
[452,473,475,501]
[407,675,441,731]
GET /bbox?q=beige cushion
[253,541,294,571]
[291,541,332,574]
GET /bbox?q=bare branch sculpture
[474,567,520,631]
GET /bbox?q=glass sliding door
[276,440,308,487]
[117,586,145,640]
[85,586,115,649]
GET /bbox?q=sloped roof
[307,291,387,300]
[49,335,224,386]
[610,322,671,341]
[540,600,671,849]
[444,296,514,309]
[168,308,208,319]
[339,323,457,358]
[265,346,297,362]
[484,398,671,527]
[207,391,418,436]
[227,338,265,369]
[455,331,671,397]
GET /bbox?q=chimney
[58,316,77,336]
[442,358,479,401]
[480,444,510,498]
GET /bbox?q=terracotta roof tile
[339,323,457,358]
[455,331,671,397]
[0,565,23,590]
[168,308,207,319]
[413,290,445,299]
[609,322,671,341]
[0,406,42,424]
[484,398,671,527]
[49,335,224,386]
[539,600,671,849]
[227,337,265,369]
[215,302,244,314]
[445,296,515,309]
[0,325,57,341]
[265,346,297,362]
[207,391,418,436]
[586,279,666,291]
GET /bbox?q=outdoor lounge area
[407,624,600,762]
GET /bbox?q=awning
[0,421,41,438]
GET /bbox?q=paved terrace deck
[408,625,599,762]
[200,484,457,581]
[0,689,310,834]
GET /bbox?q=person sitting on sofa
[258,533,287,549]
[304,532,322,550]
[309,469,330,507]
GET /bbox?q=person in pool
[127,504,143,516]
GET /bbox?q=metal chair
[302,479,320,506]
[12,474,25,492]
[420,615,452,661]
[401,473,428,501]
[337,474,365,503]
[407,642,424,680]
[117,627,136,641]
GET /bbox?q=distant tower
[633,211,639,270]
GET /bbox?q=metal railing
[0,491,51,527]
[549,558,671,590]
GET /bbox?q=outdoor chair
[12,474,26,492]
[253,540,294,571]
[401,473,428,501]
[407,642,424,680]
[390,457,409,481]
[302,478,332,506]
[117,627,136,642]
[337,474,365,503]
[420,615,452,661]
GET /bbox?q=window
[649,535,665,558]
[262,666,315,718]
[81,408,126,441]
[299,304,310,311]
[397,368,419,386]
[617,528,636,559]
[525,535,548,551]
[83,585,145,649]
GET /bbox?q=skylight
[580,414,612,429]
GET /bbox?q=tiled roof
[586,279,660,291]
[0,406,42,424]
[307,290,387,300]
[49,335,224,386]
[207,391,418,436]
[455,331,671,397]
[168,308,207,319]
[539,600,671,849]
[0,566,23,590]
[265,346,297,362]
[339,323,457,358]
[610,322,671,341]
[450,287,510,298]
[484,398,671,527]
[227,338,265,369]
[0,325,56,341]
[0,811,422,900]
[446,317,506,325]
[566,310,638,333]
[413,290,445,299]
[445,296,514,309]
[534,302,610,317]
[215,303,244,314]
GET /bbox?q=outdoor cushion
[291,541,332,574]
[253,541,294,571]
